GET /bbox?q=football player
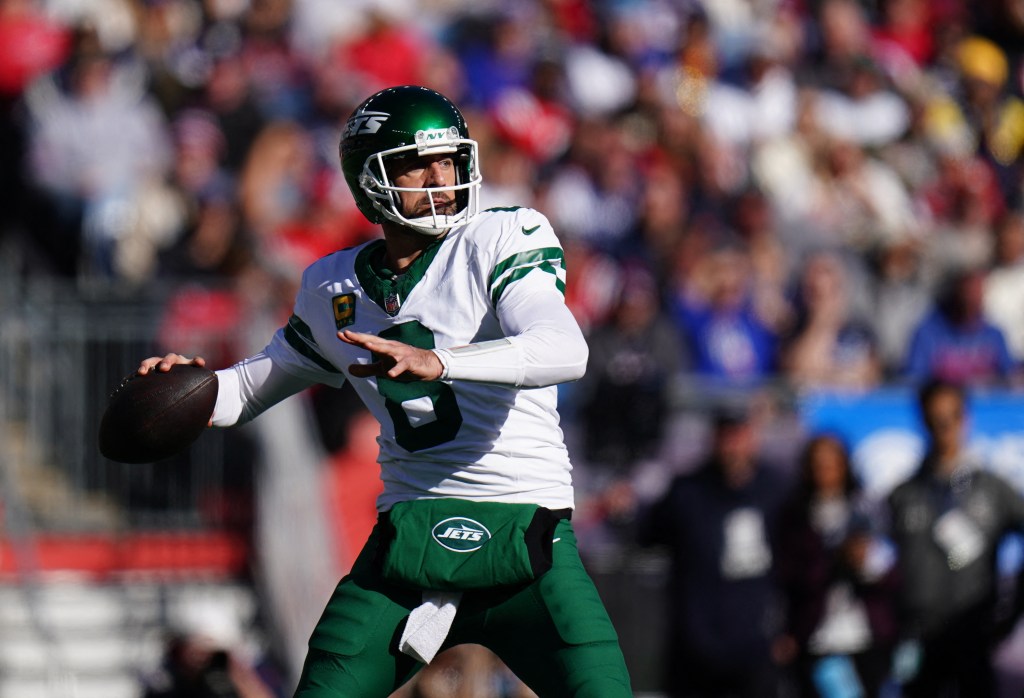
[139,85,632,697]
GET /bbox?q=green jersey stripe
[489,255,566,306]
[284,314,342,374]
[490,247,563,286]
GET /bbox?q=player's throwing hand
[137,353,207,375]
[339,330,444,382]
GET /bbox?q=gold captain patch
[333,293,356,329]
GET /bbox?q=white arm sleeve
[211,351,316,427]
[432,270,588,388]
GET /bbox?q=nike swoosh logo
[522,225,541,235]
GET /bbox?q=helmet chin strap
[406,214,463,236]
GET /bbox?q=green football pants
[294,519,633,697]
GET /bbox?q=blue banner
[799,388,1024,498]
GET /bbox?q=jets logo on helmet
[339,85,482,236]
[344,111,390,138]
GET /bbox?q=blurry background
[3,0,1024,695]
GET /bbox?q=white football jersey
[265,207,576,510]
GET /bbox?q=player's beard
[411,194,457,218]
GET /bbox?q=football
[98,364,219,464]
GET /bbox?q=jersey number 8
[376,322,463,451]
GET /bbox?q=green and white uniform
[210,207,631,697]
[213,206,580,510]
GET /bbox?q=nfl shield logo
[333,293,355,329]
[384,293,400,315]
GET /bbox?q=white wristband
[432,338,526,386]
[432,347,451,380]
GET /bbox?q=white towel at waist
[398,591,463,664]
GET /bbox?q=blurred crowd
[6,0,1024,695]
[3,0,1024,390]
[632,378,1024,697]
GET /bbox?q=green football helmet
[340,85,482,236]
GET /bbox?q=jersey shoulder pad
[299,241,370,290]
[470,206,557,247]
[479,205,548,226]
[483,209,566,306]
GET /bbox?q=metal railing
[0,274,239,532]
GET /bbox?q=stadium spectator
[776,433,900,698]
[983,211,1024,362]
[331,8,434,95]
[903,266,1018,385]
[813,56,910,148]
[780,249,883,391]
[538,116,639,250]
[917,147,1003,282]
[0,0,68,100]
[637,404,790,697]
[656,15,798,150]
[627,155,691,290]
[947,35,1024,204]
[670,240,780,387]
[805,0,876,92]
[0,0,69,258]
[141,597,280,698]
[750,88,833,257]
[237,120,316,242]
[450,9,538,111]
[729,186,793,336]
[576,264,688,473]
[237,0,311,123]
[867,236,933,378]
[24,28,175,281]
[168,110,233,200]
[559,237,622,335]
[158,182,249,283]
[871,0,938,68]
[321,405,384,575]
[203,51,269,174]
[812,135,919,255]
[887,378,1024,697]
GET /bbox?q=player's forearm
[433,318,588,388]
[432,275,589,388]
[211,352,314,426]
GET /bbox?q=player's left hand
[339,330,444,381]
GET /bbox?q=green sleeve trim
[489,248,566,306]
[283,314,342,374]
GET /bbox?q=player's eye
[389,155,453,180]
[387,156,421,178]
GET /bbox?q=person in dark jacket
[887,378,1024,697]
[638,404,790,698]
[776,433,900,697]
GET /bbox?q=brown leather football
[98,364,218,464]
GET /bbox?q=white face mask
[360,132,482,236]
